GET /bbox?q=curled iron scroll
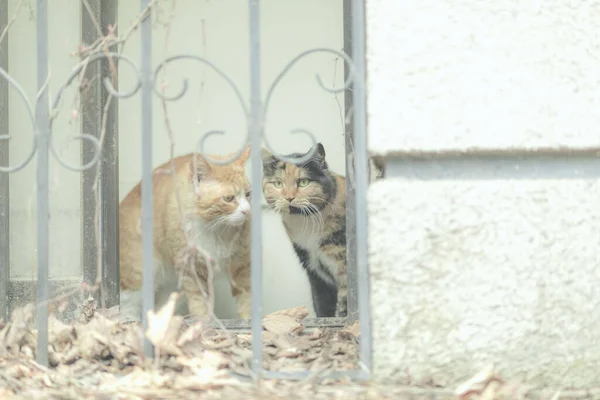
[262,48,355,164]
[50,52,142,172]
[152,55,250,166]
[0,67,38,173]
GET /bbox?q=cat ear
[261,147,273,161]
[309,142,327,169]
[315,142,325,159]
[308,142,325,162]
[189,154,212,182]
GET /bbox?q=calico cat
[119,147,252,322]
[261,143,347,317]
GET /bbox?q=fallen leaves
[262,306,309,336]
[145,292,185,357]
[0,303,364,399]
[455,364,532,400]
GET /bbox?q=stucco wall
[366,0,600,388]
[366,0,600,155]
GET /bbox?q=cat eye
[272,181,283,189]
[297,178,310,187]
[245,191,251,198]
[222,195,235,202]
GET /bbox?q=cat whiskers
[207,215,229,231]
[305,196,333,211]
[265,200,284,214]
[306,203,325,236]
[295,202,325,237]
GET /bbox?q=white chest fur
[283,214,338,287]
[185,219,240,264]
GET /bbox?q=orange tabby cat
[118,147,252,322]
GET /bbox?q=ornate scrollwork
[50,52,142,172]
[262,48,355,164]
[0,52,142,174]
[152,55,250,166]
[0,66,38,173]
[152,49,355,166]
[1,48,355,173]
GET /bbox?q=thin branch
[0,0,26,48]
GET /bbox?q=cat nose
[239,203,251,215]
[286,197,295,203]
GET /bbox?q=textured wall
[366,0,600,388]
[369,178,600,387]
[366,0,600,155]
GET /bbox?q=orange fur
[119,146,252,320]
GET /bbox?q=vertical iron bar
[351,0,372,373]
[249,0,263,379]
[99,0,120,310]
[81,0,120,310]
[343,0,359,324]
[81,0,101,306]
[0,0,9,321]
[140,0,154,358]
[35,0,49,366]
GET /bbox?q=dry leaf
[308,328,324,340]
[0,304,365,397]
[455,364,504,399]
[2,305,35,353]
[145,292,184,356]
[178,349,230,372]
[262,308,308,336]
[48,315,77,350]
[264,306,309,322]
[177,321,204,347]
[480,380,503,400]
[174,369,240,391]
[343,321,360,338]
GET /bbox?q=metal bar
[342,0,358,324]
[351,0,372,375]
[81,0,120,310]
[35,0,50,366]
[99,0,120,309]
[248,0,263,380]
[80,0,104,306]
[187,316,350,330]
[0,0,9,321]
[81,0,101,305]
[140,0,154,358]
[385,152,600,180]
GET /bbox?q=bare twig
[16,0,159,314]
[154,3,244,357]
[0,0,26,47]
[157,0,218,318]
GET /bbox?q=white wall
[118,0,346,317]
[8,0,82,282]
[367,0,600,388]
[4,0,346,317]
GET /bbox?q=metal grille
[0,0,372,381]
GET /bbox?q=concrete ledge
[368,172,600,387]
[7,279,85,323]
